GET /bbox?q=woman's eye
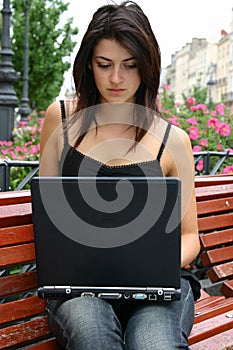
[97,63,111,69]
[125,63,137,69]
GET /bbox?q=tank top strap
[59,100,68,145]
[157,122,172,162]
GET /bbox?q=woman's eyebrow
[95,56,136,62]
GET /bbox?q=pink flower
[199,138,208,147]
[18,121,28,128]
[192,145,202,152]
[31,145,39,155]
[163,83,169,90]
[216,104,225,115]
[217,143,224,151]
[196,160,203,172]
[207,118,221,129]
[227,148,233,154]
[186,97,196,107]
[190,104,207,112]
[170,115,180,126]
[188,117,198,125]
[40,111,46,115]
[211,111,217,117]
[218,123,231,136]
[223,165,233,174]
[189,126,200,140]
[39,118,44,126]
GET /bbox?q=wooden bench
[0,175,233,349]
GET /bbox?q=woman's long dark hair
[72,1,162,148]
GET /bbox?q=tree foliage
[11,0,78,111]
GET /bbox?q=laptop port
[124,293,131,299]
[81,292,95,297]
[164,293,172,301]
[149,294,157,301]
[132,293,147,300]
[98,293,122,299]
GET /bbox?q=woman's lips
[109,89,125,94]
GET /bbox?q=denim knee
[125,278,194,350]
[47,296,124,350]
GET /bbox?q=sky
[67,0,233,68]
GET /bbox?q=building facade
[165,9,233,107]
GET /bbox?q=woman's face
[91,39,141,104]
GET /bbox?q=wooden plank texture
[0,243,35,268]
[200,246,233,266]
[0,317,51,349]
[190,328,233,349]
[0,190,31,206]
[200,229,233,249]
[197,196,233,216]
[208,261,233,283]
[0,296,47,324]
[0,224,34,248]
[0,203,32,227]
[198,213,233,233]
[189,312,233,345]
[26,339,59,350]
[0,270,38,297]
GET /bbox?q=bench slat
[0,296,46,324]
[197,196,233,215]
[195,183,233,201]
[0,270,38,297]
[189,312,233,345]
[221,280,233,297]
[0,316,51,349]
[0,190,31,206]
[0,224,34,248]
[207,261,233,283]
[0,243,35,268]
[0,203,32,228]
[194,297,233,323]
[198,213,233,232]
[200,245,233,266]
[26,339,59,350]
[200,228,233,249]
[195,175,233,187]
[190,328,233,350]
[194,296,225,310]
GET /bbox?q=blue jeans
[47,278,194,349]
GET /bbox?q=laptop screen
[31,176,181,301]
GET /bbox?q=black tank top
[58,101,201,301]
[59,100,171,177]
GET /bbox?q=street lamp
[207,63,217,109]
[0,0,20,140]
[19,0,31,120]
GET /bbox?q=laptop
[30,176,181,301]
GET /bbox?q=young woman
[39,1,201,349]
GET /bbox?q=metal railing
[0,150,232,191]
[193,150,233,175]
[0,160,39,191]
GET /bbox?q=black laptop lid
[31,177,181,289]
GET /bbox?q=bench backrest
[0,190,54,349]
[195,176,233,297]
[0,176,233,349]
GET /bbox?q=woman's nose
[110,67,123,84]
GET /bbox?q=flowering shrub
[0,86,233,190]
[0,111,45,189]
[159,85,233,174]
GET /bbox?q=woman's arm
[162,125,200,267]
[39,101,62,176]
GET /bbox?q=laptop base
[38,286,181,301]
